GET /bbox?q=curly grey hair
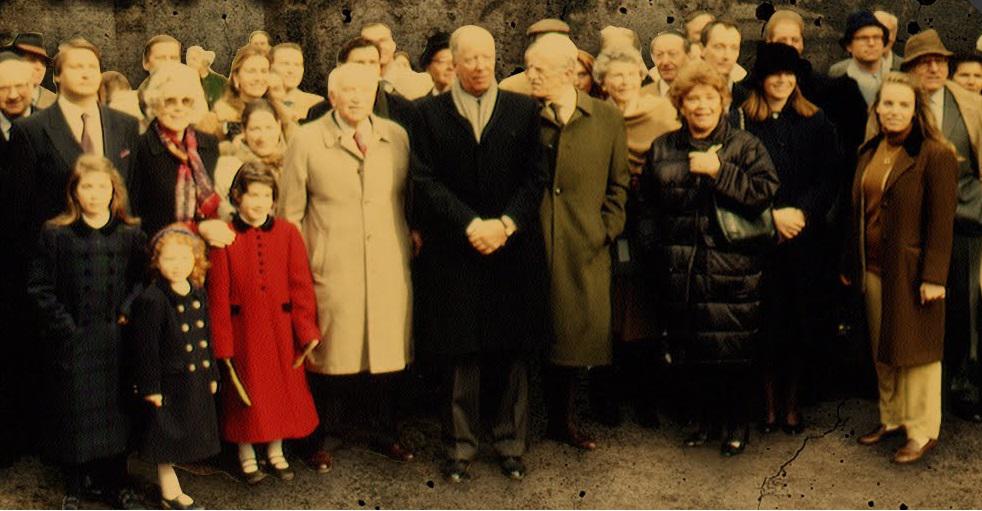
[592,45,647,85]
[142,61,209,124]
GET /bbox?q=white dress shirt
[57,96,104,157]
[548,86,578,126]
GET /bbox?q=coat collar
[435,88,508,144]
[859,122,926,193]
[318,112,390,161]
[540,88,594,128]
[676,116,732,151]
[71,216,120,236]
[146,121,216,158]
[232,213,274,232]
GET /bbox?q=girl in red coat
[207,161,320,482]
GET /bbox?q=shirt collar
[57,95,101,121]
[332,110,372,137]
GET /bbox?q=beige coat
[279,112,413,375]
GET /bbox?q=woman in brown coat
[843,72,958,464]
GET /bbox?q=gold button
[199,340,208,348]
[195,320,205,328]
[202,360,211,369]
[185,344,193,352]
[177,304,185,313]
[181,323,190,332]
[188,363,196,372]
[192,300,201,309]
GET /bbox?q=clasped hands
[467,217,509,255]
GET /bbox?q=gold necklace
[882,144,903,165]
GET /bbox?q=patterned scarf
[154,121,220,224]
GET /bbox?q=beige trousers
[864,272,942,443]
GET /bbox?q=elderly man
[499,18,572,95]
[528,33,629,451]
[5,37,141,508]
[900,29,982,423]
[413,25,547,483]
[186,45,227,108]
[642,30,689,97]
[270,42,324,120]
[0,56,36,152]
[280,62,416,473]
[7,32,56,109]
[829,10,901,78]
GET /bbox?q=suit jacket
[7,102,140,258]
[128,127,220,238]
[413,89,549,357]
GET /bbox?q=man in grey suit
[903,29,982,423]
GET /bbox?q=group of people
[0,7,980,510]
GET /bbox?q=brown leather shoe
[370,442,415,462]
[546,427,598,450]
[857,425,906,445]
[894,438,938,464]
[304,449,333,473]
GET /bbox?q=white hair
[593,45,646,84]
[327,63,380,95]
[450,25,495,57]
[525,33,578,71]
[143,62,209,123]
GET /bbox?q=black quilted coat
[638,120,779,365]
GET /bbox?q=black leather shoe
[111,488,144,510]
[443,459,470,483]
[684,430,709,447]
[61,495,81,510]
[499,457,526,481]
[721,427,749,457]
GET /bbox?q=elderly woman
[739,43,841,436]
[212,45,270,140]
[639,60,779,455]
[279,63,415,471]
[213,98,288,201]
[129,62,235,246]
[844,72,957,464]
[589,44,680,426]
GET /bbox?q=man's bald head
[525,33,578,101]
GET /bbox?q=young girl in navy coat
[130,224,220,509]
[27,154,147,509]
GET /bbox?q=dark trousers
[306,371,403,451]
[545,364,588,433]
[61,454,128,496]
[690,364,751,436]
[944,233,982,411]
[444,353,528,461]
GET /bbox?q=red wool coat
[207,216,320,443]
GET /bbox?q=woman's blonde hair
[668,59,731,111]
[868,71,957,155]
[149,224,209,288]
[48,154,140,228]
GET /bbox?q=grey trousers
[444,354,528,461]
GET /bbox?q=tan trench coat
[279,112,412,375]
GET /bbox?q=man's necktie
[80,112,95,154]
[550,102,565,128]
[353,130,368,157]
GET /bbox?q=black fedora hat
[419,31,451,69]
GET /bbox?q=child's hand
[145,394,163,408]
[210,381,218,394]
[293,339,320,369]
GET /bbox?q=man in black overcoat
[412,25,548,483]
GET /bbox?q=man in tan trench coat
[279,63,415,472]
[528,34,630,451]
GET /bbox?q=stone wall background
[0,0,979,97]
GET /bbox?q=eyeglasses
[163,96,195,108]
[916,56,949,68]
[0,83,32,96]
[852,35,883,44]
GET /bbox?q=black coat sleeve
[798,113,843,224]
[130,289,166,396]
[26,227,75,340]
[501,103,549,234]
[712,133,780,211]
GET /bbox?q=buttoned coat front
[279,112,412,375]
[539,90,631,367]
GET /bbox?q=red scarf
[154,121,220,225]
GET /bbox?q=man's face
[0,62,35,118]
[846,26,885,66]
[271,47,304,90]
[56,48,101,100]
[426,48,455,90]
[329,75,377,126]
[768,21,804,55]
[909,55,949,94]
[250,33,271,53]
[144,41,181,73]
[953,61,982,95]
[362,26,396,66]
[23,54,47,86]
[455,37,496,96]
[686,14,714,45]
[526,51,572,101]
[345,46,382,76]
[651,34,689,83]
[702,25,741,78]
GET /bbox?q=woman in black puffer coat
[639,60,779,456]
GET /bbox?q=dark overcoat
[129,281,221,464]
[539,90,630,367]
[412,90,548,357]
[639,121,779,365]
[128,126,220,239]
[843,128,958,367]
[26,219,147,464]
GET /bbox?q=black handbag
[713,196,777,247]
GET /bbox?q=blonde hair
[868,71,957,155]
[143,62,209,124]
[48,154,139,228]
[668,60,731,111]
[150,224,209,288]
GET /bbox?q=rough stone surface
[2,398,982,509]
[0,1,978,97]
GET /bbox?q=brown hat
[527,18,570,37]
[901,29,953,70]
[9,32,48,60]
